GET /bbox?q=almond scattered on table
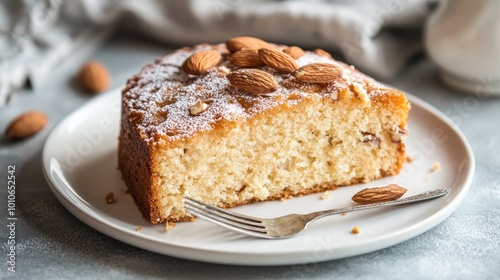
[77,61,110,94]
[5,111,48,140]
[351,184,407,204]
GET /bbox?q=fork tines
[184,196,268,235]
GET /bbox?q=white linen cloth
[0,0,435,106]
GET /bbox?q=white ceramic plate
[42,88,474,266]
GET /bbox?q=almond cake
[118,37,410,224]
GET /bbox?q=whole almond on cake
[293,63,343,84]
[258,48,299,74]
[226,69,278,94]
[182,50,222,75]
[226,36,272,52]
[229,48,264,67]
[283,46,305,59]
[313,48,333,59]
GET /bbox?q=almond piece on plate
[182,50,222,75]
[351,184,407,204]
[6,111,48,140]
[226,69,278,95]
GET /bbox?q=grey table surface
[1,34,499,280]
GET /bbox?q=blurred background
[0,0,439,105]
[2,0,499,106]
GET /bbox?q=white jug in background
[425,0,500,96]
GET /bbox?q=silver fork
[184,188,449,239]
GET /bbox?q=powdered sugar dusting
[122,43,388,143]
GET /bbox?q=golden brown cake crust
[119,41,410,224]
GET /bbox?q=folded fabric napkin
[0,0,434,106]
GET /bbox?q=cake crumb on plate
[351,226,360,234]
[431,162,441,172]
[165,221,176,232]
[105,192,116,204]
[320,190,332,200]
[406,155,414,163]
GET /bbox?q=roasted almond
[283,46,305,59]
[351,184,407,205]
[313,48,333,59]
[6,111,48,140]
[293,63,343,84]
[226,36,271,52]
[182,50,222,75]
[258,48,299,74]
[226,69,278,95]
[77,61,110,94]
[229,48,264,67]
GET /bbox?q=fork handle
[309,188,450,221]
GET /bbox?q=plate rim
[41,88,475,265]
